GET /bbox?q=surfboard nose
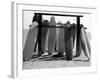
[50,16,56,26]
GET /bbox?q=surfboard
[23,22,38,61]
[71,23,77,47]
[48,16,56,55]
[41,20,49,53]
[74,24,82,58]
[80,25,91,59]
[71,23,78,57]
[56,21,65,53]
[64,21,73,60]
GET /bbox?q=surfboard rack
[34,13,84,59]
[35,13,83,17]
[42,25,87,29]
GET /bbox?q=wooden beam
[35,13,83,17]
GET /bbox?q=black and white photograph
[22,9,91,69]
[0,0,100,79]
[10,1,98,78]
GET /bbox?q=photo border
[11,1,97,78]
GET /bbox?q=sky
[23,11,92,32]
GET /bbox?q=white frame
[11,1,97,78]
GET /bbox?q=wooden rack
[34,13,83,57]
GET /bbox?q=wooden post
[76,17,81,57]
[37,14,42,54]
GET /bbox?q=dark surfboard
[64,21,73,60]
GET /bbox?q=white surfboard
[41,20,49,53]
[48,16,56,55]
[56,21,65,53]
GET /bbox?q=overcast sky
[23,11,91,32]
